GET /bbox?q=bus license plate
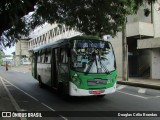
[91,90,103,95]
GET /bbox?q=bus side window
[39,50,44,63]
[37,52,41,63]
[60,46,68,64]
[45,49,51,63]
[42,53,45,63]
[48,54,51,63]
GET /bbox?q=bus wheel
[38,76,44,88]
[97,95,105,98]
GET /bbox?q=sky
[3,46,15,56]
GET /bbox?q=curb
[117,81,160,90]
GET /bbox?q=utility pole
[122,17,128,81]
[19,40,21,65]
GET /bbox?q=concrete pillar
[151,48,160,79]
[111,32,123,77]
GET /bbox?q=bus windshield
[71,40,116,74]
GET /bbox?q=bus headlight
[77,80,81,85]
[72,77,77,82]
[72,76,81,85]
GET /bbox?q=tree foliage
[0,0,37,47]
[0,0,158,47]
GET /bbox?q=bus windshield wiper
[84,59,94,75]
[85,49,97,74]
[99,55,109,74]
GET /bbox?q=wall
[153,0,160,38]
[15,39,30,66]
[126,22,154,37]
[15,40,29,57]
[14,56,21,66]
[127,3,152,23]
[126,2,154,37]
[151,49,160,79]
[137,37,160,49]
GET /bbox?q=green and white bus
[32,36,117,97]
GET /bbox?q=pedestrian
[6,61,8,71]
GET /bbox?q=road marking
[41,103,68,120]
[138,88,146,94]
[3,78,39,101]
[2,77,68,120]
[41,103,56,111]
[0,77,27,120]
[149,96,160,99]
[147,96,160,99]
[5,84,12,86]
[117,85,126,90]
[117,91,148,99]
[20,109,27,111]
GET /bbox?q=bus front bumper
[69,82,116,96]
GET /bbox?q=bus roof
[32,35,104,52]
[70,36,102,41]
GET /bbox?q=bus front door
[33,53,37,79]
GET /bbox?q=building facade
[14,39,31,66]
[111,1,160,79]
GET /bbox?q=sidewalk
[0,77,21,120]
[117,77,160,90]
[0,78,17,111]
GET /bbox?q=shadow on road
[40,84,110,104]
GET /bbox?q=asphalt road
[0,66,160,120]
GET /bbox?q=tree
[0,50,3,65]
[0,0,38,47]
[0,0,157,47]
[0,50,3,59]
